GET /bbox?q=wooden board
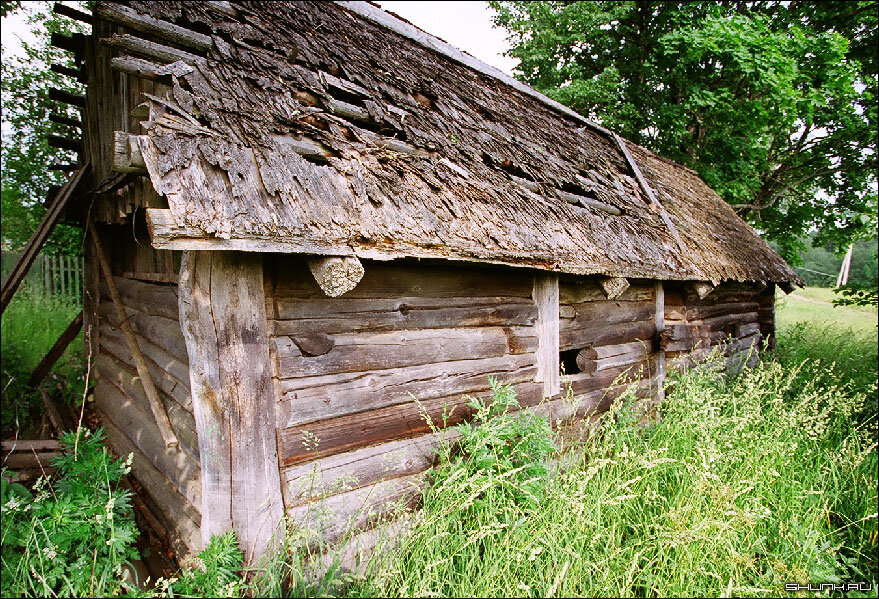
[533,274,560,397]
[278,380,544,466]
[276,353,537,428]
[179,251,284,563]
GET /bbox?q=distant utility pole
[835,244,854,288]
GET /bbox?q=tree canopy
[491,1,878,261]
[1,1,87,254]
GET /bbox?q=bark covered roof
[113,0,799,284]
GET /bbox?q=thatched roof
[107,1,799,285]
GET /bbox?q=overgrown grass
[341,339,877,597]
[1,291,84,434]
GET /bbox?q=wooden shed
[40,0,800,563]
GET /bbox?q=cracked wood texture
[96,1,799,285]
[178,251,284,563]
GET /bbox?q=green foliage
[350,332,877,596]
[834,284,879,307]
[491,1,878,259]
[162,532,246,599]
[0,428,139,597]
[1,1,88,254]
[0,291,86,435]
[440,378,558,508]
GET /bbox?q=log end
[307,256,365,297]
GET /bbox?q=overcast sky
[1,2,516,73]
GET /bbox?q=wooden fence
[1,250,84,305]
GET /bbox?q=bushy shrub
[1,428,139,597]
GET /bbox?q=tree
[1,1,88,255]
[491,1,878,262]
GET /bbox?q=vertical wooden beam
[178,251,284,563]
[533,273,560,397]
[654,281,666,403]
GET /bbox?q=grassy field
[777,286,878,333]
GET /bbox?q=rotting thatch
[108,0,800,285]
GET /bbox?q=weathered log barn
[42,0,800,563]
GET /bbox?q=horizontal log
[286,472,425,546]
[53,2,92,24]
[47,134,83,153]
[101,34,201,65]
[563,300,655,326]
[683,301,760,321]
[559,280,654,304]
[2,452,60,469]
[50,32,85,55]
[575,342,651,375]
[49,87,85,108]
[110,55,194,82]
[100,417,202,558]
[537,378,656,426]
[50,63,86,81]
[307,255,365,297]
[697,311,760,332]
[99,327,191,408]
[691,282,715,299]
[560,320,656,353]
[95,353,198,458]
[49,163,79,172]
[271,296,537,335]
[282,431,451,506]
[95,379,201,507]
[94,3,212,51]
[1,440,60,452]
[99,300,189,362]
[49,113,82,128]
[271,258,534,300]
[599,277,630,299]
[276,327,529,380]
[660,323,711,352]
[278,380,544,465]
[104,276,180,320]
[737,322,761,338]
[277,352,537,427]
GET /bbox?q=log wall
[268,257,544,541]
[91,229,200,558]
[545,277,661,423]
[663,281,773,371]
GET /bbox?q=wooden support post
[534,273,560,397]
[178,251,285,563]
[307,256,365,297]
[1,165,88,314]
[29,311,83,387]
[654,281,666,402]
[88,219,179,449]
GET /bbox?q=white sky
[1,2,516,72]
[375,1,517,75]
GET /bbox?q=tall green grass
[343,338,877,597]
[1,291,84,434]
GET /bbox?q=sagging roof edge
[145,207,790,286]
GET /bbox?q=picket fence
[0,250,84,305]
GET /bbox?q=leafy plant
[0,428,139,597]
